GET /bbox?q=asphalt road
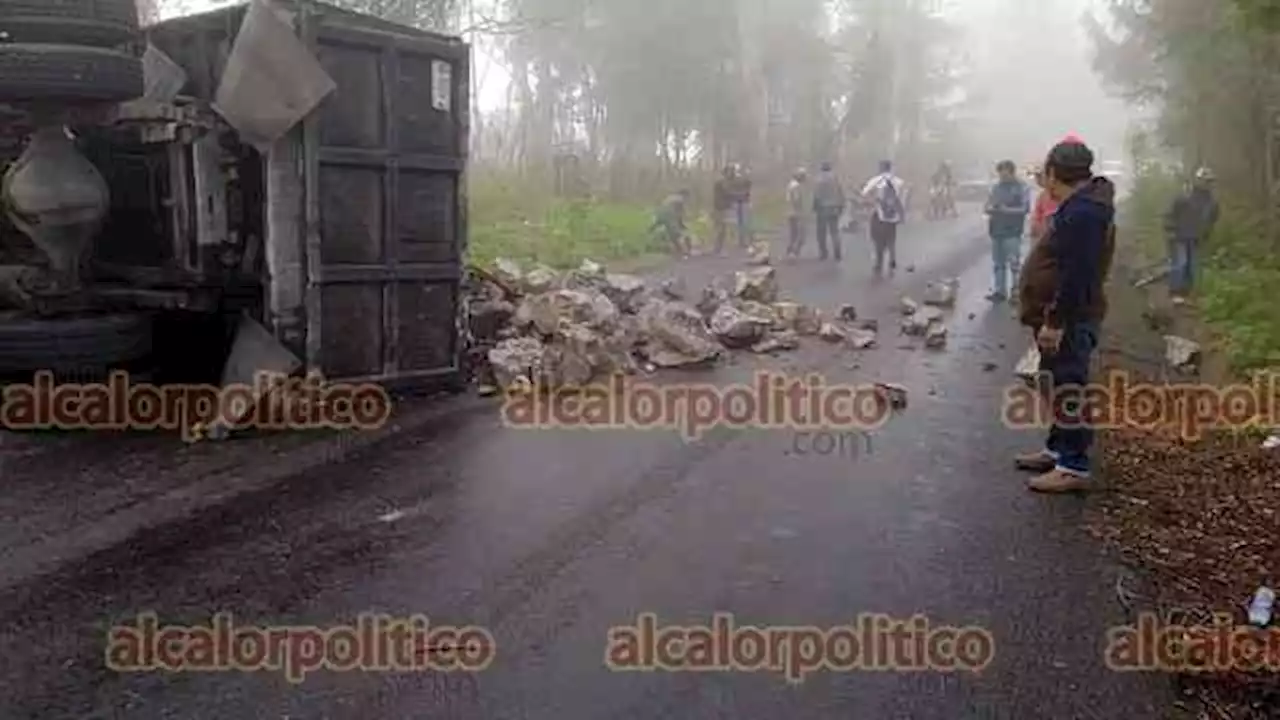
[0,211,1176,719]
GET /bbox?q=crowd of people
[649,142,1221,494]
[650,160,912,272]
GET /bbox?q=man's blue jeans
[1038,321,1100,475]
[990,234,1022,298]
[735,202,752,247]
[1169,237,1196,294]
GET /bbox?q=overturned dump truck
[0,0,470,398]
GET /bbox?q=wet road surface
[0,214,1176,719]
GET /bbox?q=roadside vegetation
[1089,2,1280,716]
[1124,165,1280,375]
[467,171,666,270]
[1091,0,1280,376]
[467,168,788,270]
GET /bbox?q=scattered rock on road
[711,303,773,349]
[900,296,920,315]
[923,278,960,307]
[734,267,779,304]
[489,336,546,390]
[875,382,909,409]
[523,264,560,295]
[847,328,878,350]
[819,323,847,343]
[924,322,948,349]
[602,273,648,313]
[659,277,687,300]
[1164,335,1201,372]
[752,330,801,354]
[901,313,930,337]
[774,301,823,336]
[640,300,722,366]
[494,257,524,288]
[839,304,858,322]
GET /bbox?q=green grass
[466,173,682,270]
[466,170,781,271]
[1126,169,1280,373]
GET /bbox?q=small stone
[982,362,999,372]
[846,329,878,350]
[838,304,858,322]
[875,382,909,409]
[922,278,960,307]
[925,322,947,349]
[659,277,687,300]
[900,296,919,315]
[819,323,847,342]
[752,330,801,354]
[1164,335,1201,371]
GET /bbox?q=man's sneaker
[1014,450,1056,473]
[1028,467,1091,494]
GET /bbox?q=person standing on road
[785,168,810,258]
[712,165,735,256]
[984,160,1031,301]
[1015,140,1116,494]
[652,188,692,258]
[1029,165,1060,244]
[731,165,754,248]
[812,162,846,261]
[1162,166,1219,305]
[860,160,907,273]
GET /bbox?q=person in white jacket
[860,160,908,273]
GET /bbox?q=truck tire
[0,312,153,377]
[0,0,139,48]
[0,44,142,103]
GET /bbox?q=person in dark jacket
[712,165,735,255]
[652,188,692,258]
[1163,166,1219,304]
[812,162,846,261]
[1015,140,1116,494]
[730,165,754,248]
[984,159,1031,301]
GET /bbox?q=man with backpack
[860,160,908,273]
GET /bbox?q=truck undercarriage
[0,0,470,413]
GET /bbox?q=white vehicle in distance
[1099,160,1126,183]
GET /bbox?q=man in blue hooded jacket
[1015,140,1116,493]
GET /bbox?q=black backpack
[879,176,904,222]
